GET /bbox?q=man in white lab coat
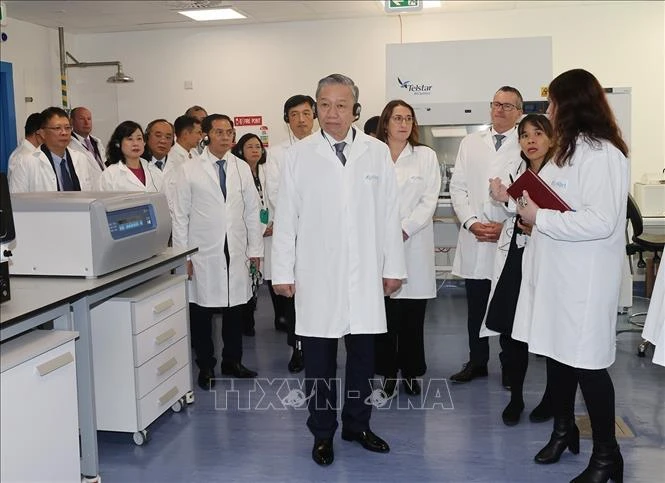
[163,115,202,217]
[69,106,106,186]
[272,74,406,466]
[9,107,93,193]
[7,112,43,179]
[449,86,523,384]
[265,94,317,373]
[171,114,263,390]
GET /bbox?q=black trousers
[245,296,257,332]
[301,334,374,440]
[267,281,299,348]
[548,357,616,445]
[501,335,529,399]
[189,302,245,371]
[375,298,427,378]
[465,278,492,367]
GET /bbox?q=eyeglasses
[391,115,414,124]
[43,125,73,133]
[490,101,521,112]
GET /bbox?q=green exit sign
[384,0,423,13]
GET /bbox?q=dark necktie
[334,142,347,166]
[155,160,164,170]
[494,134,505,151]
[60,159,75,191]
[216,160,227,199]
[84,137,104,170]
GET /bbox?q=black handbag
[485,218,525,334]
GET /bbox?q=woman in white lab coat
[231,133,271,337]
[482,114,555,427]
[513,69,629,483]
[374,100,441,396]
[98,121,163,192]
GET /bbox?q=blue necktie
[216,160,226,199]
[494,134,505,151]
[155,160,164,170]
[60,159,75,191]
[334,142,347,166]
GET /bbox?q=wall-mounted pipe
[58,27,68,109]
[57,26,134,110]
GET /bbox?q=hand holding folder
[506,170,572,212]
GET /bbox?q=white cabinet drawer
[1,335,80,483]
[132,278,187,334]
[138,364,191,429]
[135,336,190,399]
[133,308,187,366]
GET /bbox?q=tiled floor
[97,283,664,482]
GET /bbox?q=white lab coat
[391,144,441,299]
[171,148,264,308]
[69,133,106,187]
[7,139,39,179]
[450,127,521,279]
[264,138,298,280]
[642,261,665,366]
[163,144,198,218]
[251,162,273,280]
[512,138,630,369]
[9,148,93,193]
[271,129,407,338]
[98,158,164,192]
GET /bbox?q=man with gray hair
[272,74,406,466]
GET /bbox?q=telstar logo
[397,76,432,96]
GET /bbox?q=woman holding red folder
[483,114,555,427]
[512,69,630,483]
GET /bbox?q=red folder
[507,169,572,212]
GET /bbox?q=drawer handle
[157,357,178,376]
[159,386,179,406]
[36,352,74,377]
[155,328,177,345]
[153,299,175,314]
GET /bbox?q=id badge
[260,208,269,224]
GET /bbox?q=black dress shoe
[450,362,488,383]
[383,377,397,397]
[341,429,390,453]
[403,378,421,396]
[312,438,334,466]
[197,368,215,390]
[274,317,288,332]
[502,399,524,426]
[221,361,258,378]
[288,348,304,373]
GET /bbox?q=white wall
[0,17,66,139]
[6,1,665,182]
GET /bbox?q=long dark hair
[518,114,555,169]
[376,100,423,147]
[231,133,266,165]
[548,69,628,166]
[106,121,144,166]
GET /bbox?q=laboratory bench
[0,246,195,482]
